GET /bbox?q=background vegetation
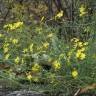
[0,0,96,95]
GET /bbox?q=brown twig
[74,83,96,96]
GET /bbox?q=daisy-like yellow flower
[76,50,81,57]
[23,48,28,53]
[71,38,80,48]
[52,60,61,70]
[43,42,49,49]
[3,43,9,47]
[79,4,87,17]
[68,50,73,57]
[4,54,10,60]
[12,39,18,44]
[71,38,79,43]
[79,53,86,60]
[77,42,83,47]
[14,56,20,64]
[71,68,78,79]
[27,74,32,81]
[76,50,86,60]
[3,47,9,53]
[32,63,41,72]
[55,10,63,18]
[3,24,12,30]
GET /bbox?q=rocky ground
[0,81,96,96]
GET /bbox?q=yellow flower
[71,38,79,43]
[79,5,87,17]
[23,48,28,53]
[67,50,74,65]
[53,60,61,70]
[72,68,78,79]
[4,24,12,30]
[71,38,80,48]
[55,10,63,18]
[12,39,18,44]
[29,43,33,52]
[43,42,49,49]
[32,63,41,72]
[76,50,86,60]
[4,54,10,60]
[3,43,9,47]
[0,34,3,37]
[27,74,32,80]
[76,51,81,58]
[13,22,23,28]
[14,56,20,64]
[79,53,86,60]
[77,42,83,47]
[4,21,23,30]
[68,51,73,57]
[4,47,9,53]
[47,33,53,38]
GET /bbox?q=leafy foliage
[0,0,96,95]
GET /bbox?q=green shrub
[0,19,96,95]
